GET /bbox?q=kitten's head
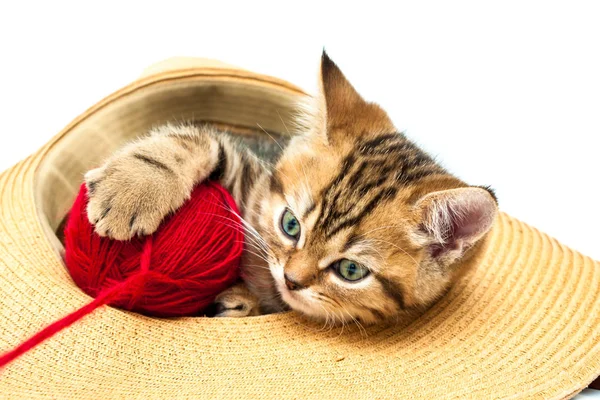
[255,52,497,325]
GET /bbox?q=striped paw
[83,151,191,241]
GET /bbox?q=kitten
[84,52,498,325]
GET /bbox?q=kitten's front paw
[84,156,190,241]
[210,284,260,317]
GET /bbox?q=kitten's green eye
[333,259,370,282]
[280,208,301,239]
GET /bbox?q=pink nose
[284,274,304,291]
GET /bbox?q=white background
[0,2,598,396]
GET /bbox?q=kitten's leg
[85,123,265,240]
[211,283,260,317]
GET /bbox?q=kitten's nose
[284,274,305,291]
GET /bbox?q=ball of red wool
[64,181,243,317]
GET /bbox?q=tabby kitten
[85,52,497,324]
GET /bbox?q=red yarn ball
[0,181,243,368]
[64,181,243,317]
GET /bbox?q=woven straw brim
[0,58,598,400]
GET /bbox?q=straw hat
[0,57,598,400]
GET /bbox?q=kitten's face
[258,142,421,325]
[255,53,497,325]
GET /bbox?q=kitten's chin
[278,286,328,320]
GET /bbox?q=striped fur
[85,52,497,324]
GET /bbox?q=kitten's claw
[210,284,260,317]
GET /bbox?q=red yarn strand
[0,281,125,368]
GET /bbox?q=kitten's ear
[320,51,365,119]
[318,51,394,140]
[414,187,498,259]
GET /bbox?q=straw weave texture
[0,57,598,399]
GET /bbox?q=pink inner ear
[425,189,497,257]
[453,200,492,240]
